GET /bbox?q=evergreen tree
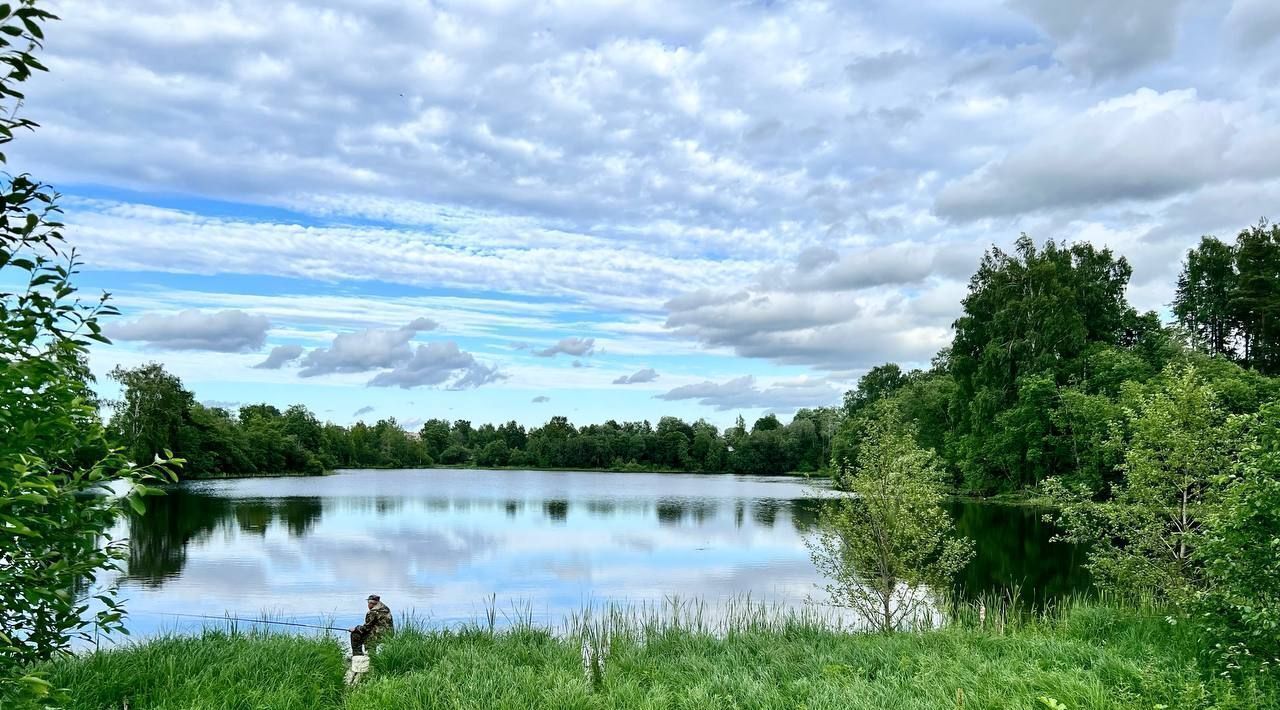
[1173,236,1239,358]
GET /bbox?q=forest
[106,363,839,477]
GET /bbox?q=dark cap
[366,594,380,601]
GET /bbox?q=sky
[12,0,1280,429]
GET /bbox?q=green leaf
[1,517,36,536]
[12,492,46,504]
[21,16,42,39]
[20,674,53,697]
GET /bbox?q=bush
[439,445,472,465]
[304,456,326,476]
[475,440,510,467]
[1196,403,1280,674]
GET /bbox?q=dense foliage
[107,363,839,477]
[826,227,1280,680]
[0,4,176,706]
[1046,366,1238,602]
[835,231,1279,496]
[1195,402,1280,674]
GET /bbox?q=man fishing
[349,593,394,655]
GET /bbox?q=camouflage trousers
[350,626,382,655]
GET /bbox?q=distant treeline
[106,364,838,477]
[107,221,1280,491]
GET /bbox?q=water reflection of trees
[126,494,322,585]
[543,499,569,523]
[585,500,617,517]
[947,502,1091,603]
[655,499,721,526]
[278,498,324,537]
[126,491,1090,609]
[751,499,780,527]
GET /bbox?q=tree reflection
[127,493,324,583]
[126,492,231,585]
[790,498,821,532]
[278,498,323,537]
[543,499,569,523]
[947,501,1091,604]
[585,500,617,517]
[656,499,686,526]
[751,499,780,527]
[234,501,273,535]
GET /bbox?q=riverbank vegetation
[834,232,1280,497]
[44,600,1276,709]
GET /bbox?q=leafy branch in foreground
[0,2,179,706]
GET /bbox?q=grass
[46,631,345,709]
[43,601,1276,710]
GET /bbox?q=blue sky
[12,0,1280,428]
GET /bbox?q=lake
[109,468,1089,640]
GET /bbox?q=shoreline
[945,490,1055,507]
[181,466,830,480]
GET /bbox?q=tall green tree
[0,4,176,705]
[1233,220,1280,375]
[1171,221,1280,375]
[418,418,451,460]
[949,236,1136,491]
[1174,236,1239,358]
[842,363,908,419]
[108,363,195,466]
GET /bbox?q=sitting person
[349,593,394,656]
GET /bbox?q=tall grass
[46,630,346,710]
[44,598,1276,710]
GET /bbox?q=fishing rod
[136,610,349,632]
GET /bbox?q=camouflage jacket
[360,602,394,635]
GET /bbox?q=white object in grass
[345,653,371,685]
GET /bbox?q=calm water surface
[111,469,1088,639]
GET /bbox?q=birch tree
[807,403,973,632]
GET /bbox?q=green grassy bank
[43,604,1274,710]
